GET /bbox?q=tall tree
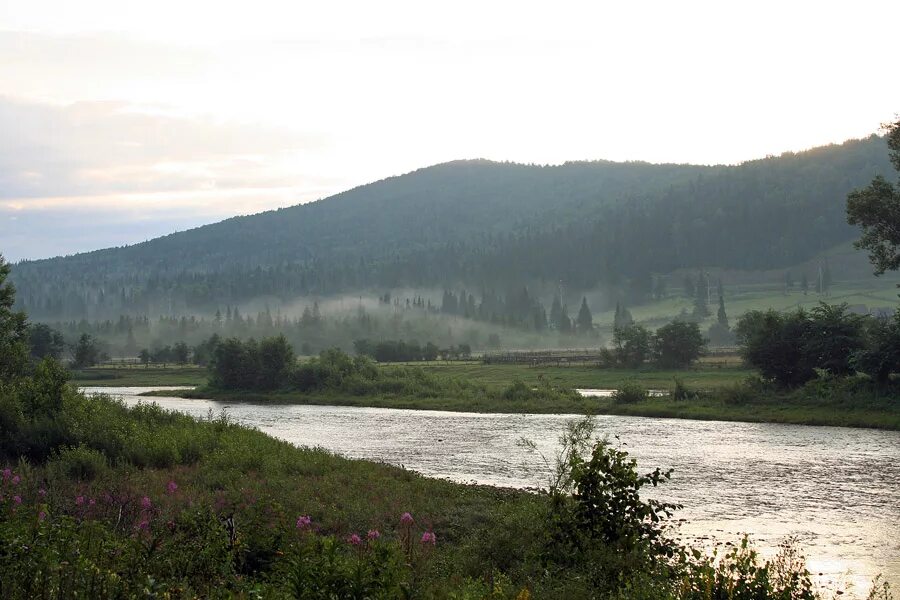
[717,295,729,329]
[0,254,29,380]
[576,297,593,334]
[847,117,900,276]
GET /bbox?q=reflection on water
[82,386,900,597]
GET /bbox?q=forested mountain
[10,135,892,320]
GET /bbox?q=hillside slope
[10,135,893,319]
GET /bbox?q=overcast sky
[1,0,898,261]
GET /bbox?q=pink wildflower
[400,512,414,525]
[348,533,362,546]
[12,495,21,505]
[420,531,436,545]
[295,515,312,529]
[38,511,47,521]
[137,520,149,531]
[141,496,152,510]
[2,468,10,480]
[75,496,85,506]
[367,529,381,540]
[89,498,96,506]
[11,475,20,485]
[38,488,47,498]
[167,480,178,494]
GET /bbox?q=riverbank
[140,379,900,432]
[74,362,753,390]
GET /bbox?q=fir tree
[717,295,729,329]
[576,297,593,334]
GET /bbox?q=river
[81,386,900,597]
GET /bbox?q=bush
[672,378,694,401]
[50,445,107,481]
[502,380,532,402]
[653,321,706,368]
[613,381,648,404]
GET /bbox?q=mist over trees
[10,136,893,322]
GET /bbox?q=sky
[1,0,898,261]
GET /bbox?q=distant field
[594,277,899,332]
[411,362,752,392]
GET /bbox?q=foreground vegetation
[4,375,879,598]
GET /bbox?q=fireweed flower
[367,529,381,540]
[167,481,178,494]
[2,468,11,480]
[38,488,47,498]
[348,534,362,546]
[137,520,149,531]
[296,515,312,529]
[38,511,47,521]
[13,495,22,505]
[141,496,152,510]
[421,531,436,545]
[400,512,414,525]
[75,496,85,506]
[11,475,20,485]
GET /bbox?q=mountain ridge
[9,134,893,319]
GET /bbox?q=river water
[81,386,900,597]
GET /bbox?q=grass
[71,365,208,387]
[411,362,753,392]
[588,391,900,430]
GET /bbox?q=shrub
[502,380,532,402]
[672,378,694,401]
[613,381,648,404]
[50,445,107,481]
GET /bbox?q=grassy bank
[93,358,899,431]
[149,379,900,430]
[72,365,208,387]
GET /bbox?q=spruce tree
[550,294,563,330]
[576,297,593,334]
[717,295,729,329]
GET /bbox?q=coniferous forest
[10,135,893,322]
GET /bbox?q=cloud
[0,95,329,200]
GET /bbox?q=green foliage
[27,323,65,361]
[612,381,649,404]
[735,310,817,387]
[49,444,108,481]
[283,535,407,599]
[852,313,900,383]
[0,254,28,381]
[614,324,652,368]
[735,303,884,387]
[71,333,105,369]
[672,378,694,401]
[653,321,706,368]
[847,118,900,276]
